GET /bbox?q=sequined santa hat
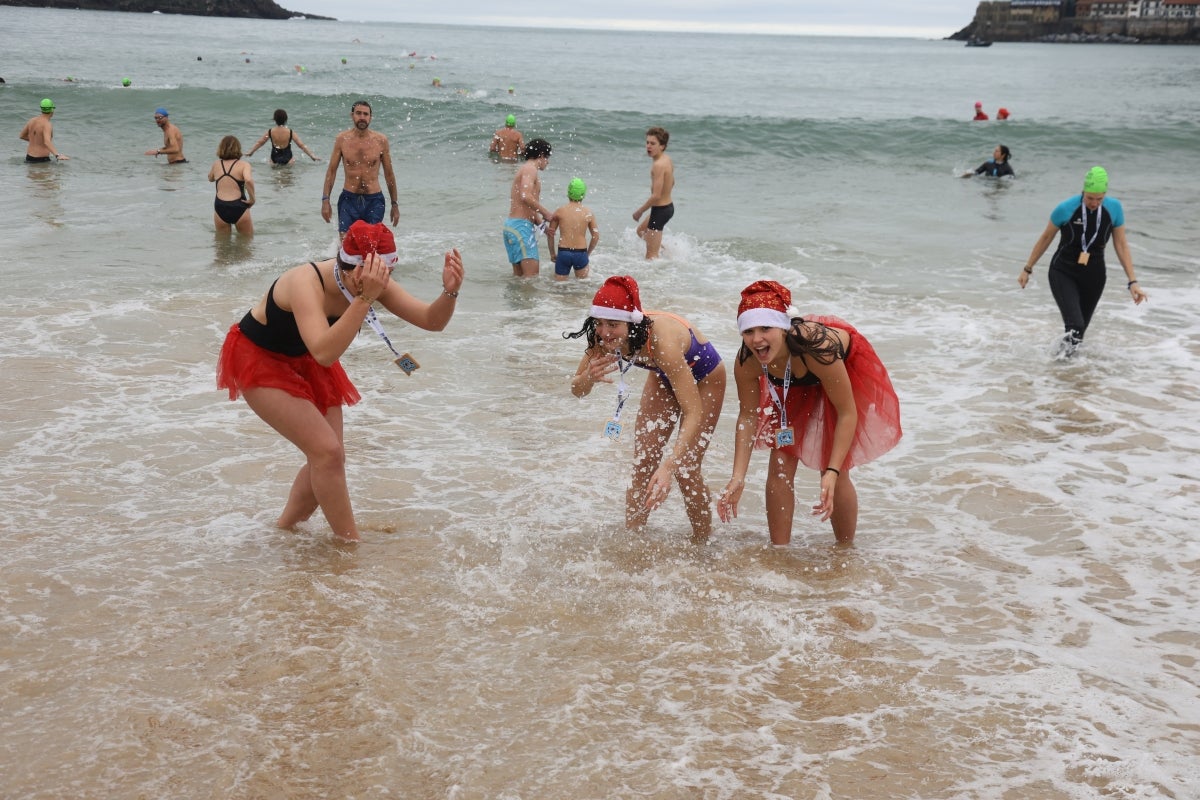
[339,220,399,267]
[737,280,800,333]
[591,276,644,324]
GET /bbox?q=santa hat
[590,276,644,324]
[339,221,399,267]
[737,280,799,333]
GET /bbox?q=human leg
[626,377,679,531]
[234,208,254,236]
[241,388,359,541]
[213,211,231,234]
[764,450,800,545]
[674,366,726,539]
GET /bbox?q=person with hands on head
[566,276,725,539]
[717,281,901,546]
[1018,165,1147,358]
[216,221,464,543]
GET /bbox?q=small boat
[966,37,993,47]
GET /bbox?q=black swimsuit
[269,128,294,165]
[213,159,249,224]
[238,263,340,356]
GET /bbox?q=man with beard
[321,99,400,240]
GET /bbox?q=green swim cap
[568,177,587,202]
[40,98,55,112]
[505,114,516,127]
[1083,166,1108,194]
[122,78,131,87]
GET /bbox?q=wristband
[1127,280,1138,288]
[443,288,459,298]
[321,195,330,201]
[1023,266,1033,275]
[823,467,841,477]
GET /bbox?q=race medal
[394,352,420,375]
[775,427,795,448]
[604,420,622,440]
[1077,251,1090,266]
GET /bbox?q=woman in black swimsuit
[207,135,256,235]
[246,109,321,166]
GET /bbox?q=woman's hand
[717,478,745,523]
[811,470,837,521]
[442,248,464,295]
[586,351,620,384]
[644,460,674,511]
[356,253,393,301]
[1129,282,1148,305]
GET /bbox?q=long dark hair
[737,318,846,365]
[564,316,653,355]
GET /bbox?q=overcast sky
[281,1,980,39]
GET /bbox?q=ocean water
[2,6,1199,798]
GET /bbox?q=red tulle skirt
[753,315,901,471]
[216,324,360,415]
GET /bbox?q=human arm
[292,132,320,161]
[546,214,560,260]
[1018,220,1058,289]
[633,161,668,220]
[242,162,255,207]
[717,356,761,522]
[1110,226,1147,304]
[587,213,600,254]
[245,130,270,157]
[376,249,464,331]
[804,350,856,522]
[570,348,620,398]
[517,169,554,224]
[641,320,707,509]
[489,132,501,154]
[19,120,31,141]
[380,136,400,227]
[320,136,342,222]
[152,127,182,158]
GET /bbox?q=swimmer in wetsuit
[207,135,256,235]
[1018,165,1147,357]
[246,109,321,166]
[962,144,1014,178]
[566,275,726,539]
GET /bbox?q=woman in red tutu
[217,221,464,542]
[717,281,901,545]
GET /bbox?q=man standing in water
[489,114,524,161]
[20,98,69,162]
[321,99,400,240]
[144,107,186,163]
[632,126,674,260]
[503,138,555,277]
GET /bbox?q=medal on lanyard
[1077,200,1101,266]
[334,264,419,374]
[763,362,795,448]
[604,355,633,440]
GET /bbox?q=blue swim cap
[154,107,169,117]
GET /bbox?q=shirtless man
[321,100,400,240]
[547,178,599,282]
[502,138,555,277]
[631,126,675,260]
[489,114,524,161]
[144,107,186,163]
[20,98,69,162]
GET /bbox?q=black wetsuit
[1046,195,1124,343]
[974,159,1014,178]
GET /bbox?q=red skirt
[216,324,360,415]
[754,316,901,471]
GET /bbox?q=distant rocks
[0,0,334,20]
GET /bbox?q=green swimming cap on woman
[505,114,516,127]
[1083,166,1108,194]
[568,177,587,201]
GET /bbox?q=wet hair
[737,318,846,365]
[646,126,669,148]
[352,99,372,113]
[273,108,288,125]
[563,316,653,355]
[524,138,552,160]
[998,144,1011,162]
[217,135,243,160]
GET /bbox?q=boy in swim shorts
[547,177,599,281]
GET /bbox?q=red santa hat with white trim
[339,220,399,267]
[591,275,644,324]
[737,280,800,333]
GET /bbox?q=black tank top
[238,263,340,356]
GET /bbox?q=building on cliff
[957,0,1200,42]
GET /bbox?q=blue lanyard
[1079,199,1102,255]
[612,355,634,422]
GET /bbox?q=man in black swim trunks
[144,107,187,163]
[20,99,69,162]
[632,126,674,260]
